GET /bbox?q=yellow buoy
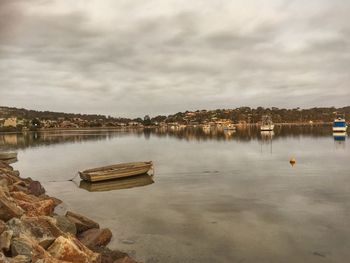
[290,157,296,167]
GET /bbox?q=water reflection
[260,130,275,142]
[333,132,347,141]
[0,130,134,150]
[333,132,347,149]
[4,125,350,263]
[79,174,154,192]
[260,131,274,154]
[0,125,345,151]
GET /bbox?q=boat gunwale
[81,161,152,173]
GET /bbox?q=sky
[0,0,349,117]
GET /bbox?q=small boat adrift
[290,157,296,167]
[79,174,154,192]
[0,152,18,164]
[79,161,153,182]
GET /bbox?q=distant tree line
[1,106,350,127]
[150,106,350,124]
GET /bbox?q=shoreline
[0,161,139,263]
[0,122,334,134]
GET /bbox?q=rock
[9,255,31,263]
[0,163,139,263]
[16,199,54,217]
[10,236,55,262]
[0,252,9,263]
[11,237,33,257]
[66,211,99,233]
[114,256,138,263]
[0,230,13,252]
[0,189,24,221]
[0,220,6,234]
[28,181,45,196]
[7,216,64,250]
[0,179,8,189]
[9,185,29,194]
[54,215,77,236]
[10,191,40,203]
[93,247,129,263]
[0,161,13,170]
[5,218,22,237]
[0,171,20,182]
[10,192,54,217]
[47,235,100,263]
[78,228,112,249]
[40,195,62,207]
[53,203,67,217]
[30,241,59,263]
[8,171,20,177]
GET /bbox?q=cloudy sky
[0,0,349,117]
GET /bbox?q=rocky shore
[0,161,138,263]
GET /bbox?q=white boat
[333,115,348,132]
[260,115,274,131]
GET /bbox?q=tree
[143,115,152,126]
[31,118,41,128]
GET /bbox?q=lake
[1,126,349,263]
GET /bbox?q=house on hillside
[60,121,78,128]
[4,117,17,127]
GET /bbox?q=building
[4,117,17,127]
[128,122,142,127]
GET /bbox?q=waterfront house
[4,117,17,127]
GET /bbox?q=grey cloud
[0,0,350,116]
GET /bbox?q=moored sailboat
[260,115,274,131]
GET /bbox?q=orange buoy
[290,157,296,167]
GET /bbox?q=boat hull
[79,161,153,182]
[333,117,347,132]
[333,126,348,132]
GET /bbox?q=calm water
[1,126,350,263]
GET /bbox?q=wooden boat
[79,161,153,182]
[79,174,154,192]
[0,152,18,161]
